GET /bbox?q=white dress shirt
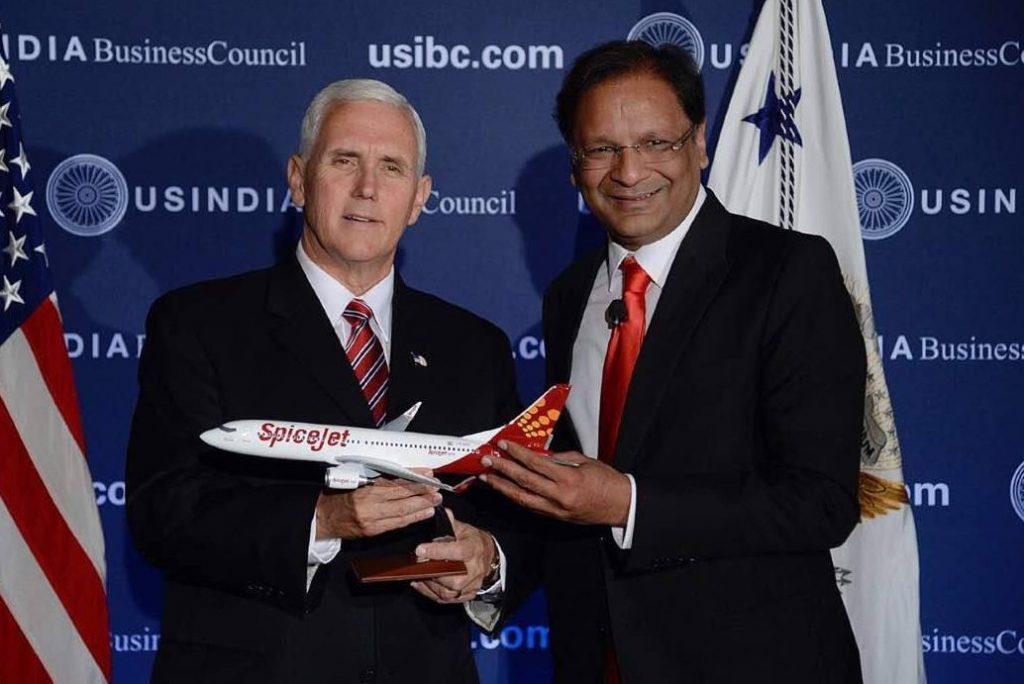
[296,242,395,584]
[567,185,706,549]
[467,187,708,631]
[294,243,507,597]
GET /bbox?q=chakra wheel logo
[1011,460,1024,524]
[46,154,129,236]
[853,158,914,240]
[627,13,705,70]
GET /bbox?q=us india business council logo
[627,12,705,70]
[853,158,914,240]
[45,153,129,236]
[1011,460,1024,524]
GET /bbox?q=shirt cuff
[465,536,506,631]
[308,514,342,564]
[609,473,636,550]
[306,513,341,591]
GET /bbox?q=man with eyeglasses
[480,41,866,682]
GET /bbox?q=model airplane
[200,384,570,492]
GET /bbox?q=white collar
[295,242,394,342]
[605,184,707,291]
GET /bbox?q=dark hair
[555,40,705,144]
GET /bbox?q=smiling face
[572,73,707,250]
[288,99,431,293]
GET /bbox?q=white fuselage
[203,419,481,470]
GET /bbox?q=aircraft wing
[338,455,453,492]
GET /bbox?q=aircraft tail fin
[437,384,570,478]
[487,384,570,450]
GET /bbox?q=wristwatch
[482,534,501,586]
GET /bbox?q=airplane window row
[356,440,456,450]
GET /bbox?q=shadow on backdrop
[508,144,606,398]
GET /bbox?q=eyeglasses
[573,124,698,170]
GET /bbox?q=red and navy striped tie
[342,299,389,427]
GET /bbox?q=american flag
[0,49,111,682]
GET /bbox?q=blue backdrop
[4,1,1023,681]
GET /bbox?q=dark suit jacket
[126,258,519,684]
[512,192,866,683]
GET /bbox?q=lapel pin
[411,352,428,368]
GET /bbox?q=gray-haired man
[127,79,514,683]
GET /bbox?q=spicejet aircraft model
[199,385,570,492]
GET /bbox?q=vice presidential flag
[708,1,925,682]
[0,48,111,682]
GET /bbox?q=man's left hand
[411,509,498,604]
[481,441,631,526]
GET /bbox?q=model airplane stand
[349,505,467,584]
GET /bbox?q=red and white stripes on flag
[0,47,111,683]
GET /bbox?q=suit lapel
[555,249,604,382]
[387,276,433,424]
[265,258,375,426]
[548,250,603,452]
[613,193,733,473]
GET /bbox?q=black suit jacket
[127,258,519,684]
[514,192,865,683]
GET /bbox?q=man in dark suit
[127,79,514,683]
[481,41,866,682]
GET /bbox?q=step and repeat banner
[4,1,1022,682]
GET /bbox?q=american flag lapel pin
[410,352,428,368]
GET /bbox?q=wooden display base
[351,553,467,584]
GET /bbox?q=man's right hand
[315,478,442,540]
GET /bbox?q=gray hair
[298,79,427,176]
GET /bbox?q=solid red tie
[597,256,650,684]
[343,299,389,427]
[598,256,652,465]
